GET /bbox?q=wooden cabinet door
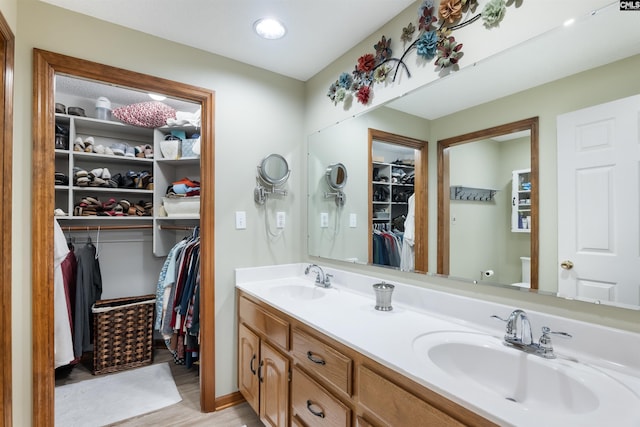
[260,341,290,427]
[238,324,260,414]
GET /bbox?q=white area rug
[55,362,182,426]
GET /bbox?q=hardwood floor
[55,348,263,426]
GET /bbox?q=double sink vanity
[236,263,640,426]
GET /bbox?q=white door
[557,94,640,307]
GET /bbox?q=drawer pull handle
[306,400,325,418]
[250,354,257,375]
[307,351,326,365]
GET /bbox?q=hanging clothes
[372,228,403,268]
[156,229,201,367]
[73,235,103,357]
[400,194,415,271]
[53,220,74,368]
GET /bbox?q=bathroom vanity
[236,264,640,427]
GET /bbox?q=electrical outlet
[349,213,357,228]
[276,211,286,229]
[320,212,329,228]
[235,211,247,229]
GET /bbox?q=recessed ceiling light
[148,93,166,101]
[254,18,286,40]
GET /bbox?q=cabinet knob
[560,260,574,270]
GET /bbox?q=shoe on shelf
[102,168,111,179]
[111,142,126,156]
[54,208,67,216]
[83,136,94,153]
[144,144,154,159]
[104,146,114,155]
[124,145,136,157]
[94,144,106,155]
[90,168,103,178]
[73,137,84,152]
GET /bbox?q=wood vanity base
[237,290,497,427]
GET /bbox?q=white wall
[308,106,429,262]
[0,0,16,32]
[13,0,304,424]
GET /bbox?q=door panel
[557,94,640,306]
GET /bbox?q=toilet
[512,256,531,288]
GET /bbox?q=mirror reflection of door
[438,117,539,290]
[557,95,640,307]
[368,129,427,272]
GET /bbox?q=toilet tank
[520,256,531,283]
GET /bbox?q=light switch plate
[320,212,329,228]
[276,211,286,229]
[235,211,247,229]
[349,213,357,228]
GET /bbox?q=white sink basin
[267,284,329,301]
[412,331,639,421]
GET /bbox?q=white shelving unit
[511,168,532,233]
[371,161,414,230]
[54,113,200,256]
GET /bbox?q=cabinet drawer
[239,296,289,350]
[292,367,351,427]
[358,366,464,427]
[292,328,352,395]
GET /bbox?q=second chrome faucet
[492,309,571,358]
[304,264,332,288]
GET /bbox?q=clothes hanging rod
[61,224,198,231]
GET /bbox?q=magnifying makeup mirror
[324,163,348,206]
[254,153,290,204]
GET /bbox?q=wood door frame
[32,49,216,425]
[368,129,428,272]
[0,10,14,427]
[437,117,539,289]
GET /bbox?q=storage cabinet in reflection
[511,168,532,233]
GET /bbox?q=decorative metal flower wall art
[327,0,518,106]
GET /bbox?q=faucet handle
[538,326,572,358]
[490,314,508,322]
[324,274,333,285]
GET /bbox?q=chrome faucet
[304,264,332,288]
[492,309,571,359]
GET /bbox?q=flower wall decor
[327,0,519,106]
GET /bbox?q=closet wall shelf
[72,187,153,194]
[73,151,154,165]
[156,158,200,166]
[58,216,154,221]
[61,224,154,231]
[55,100,201,259]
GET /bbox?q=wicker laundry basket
[91,294,156,375]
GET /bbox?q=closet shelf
[72,186,153,194]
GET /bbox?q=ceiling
[39,0,416,82]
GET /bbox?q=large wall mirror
[307,3,640,310]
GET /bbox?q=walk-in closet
[49,67,208,425]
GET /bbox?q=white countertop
[236,263,640,427]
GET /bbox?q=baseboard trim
[215,391,245,411]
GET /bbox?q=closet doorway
[32,49,215,425]
[0,10,13,427]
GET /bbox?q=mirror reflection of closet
[368,129,428,272]
[33,49,216,424]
